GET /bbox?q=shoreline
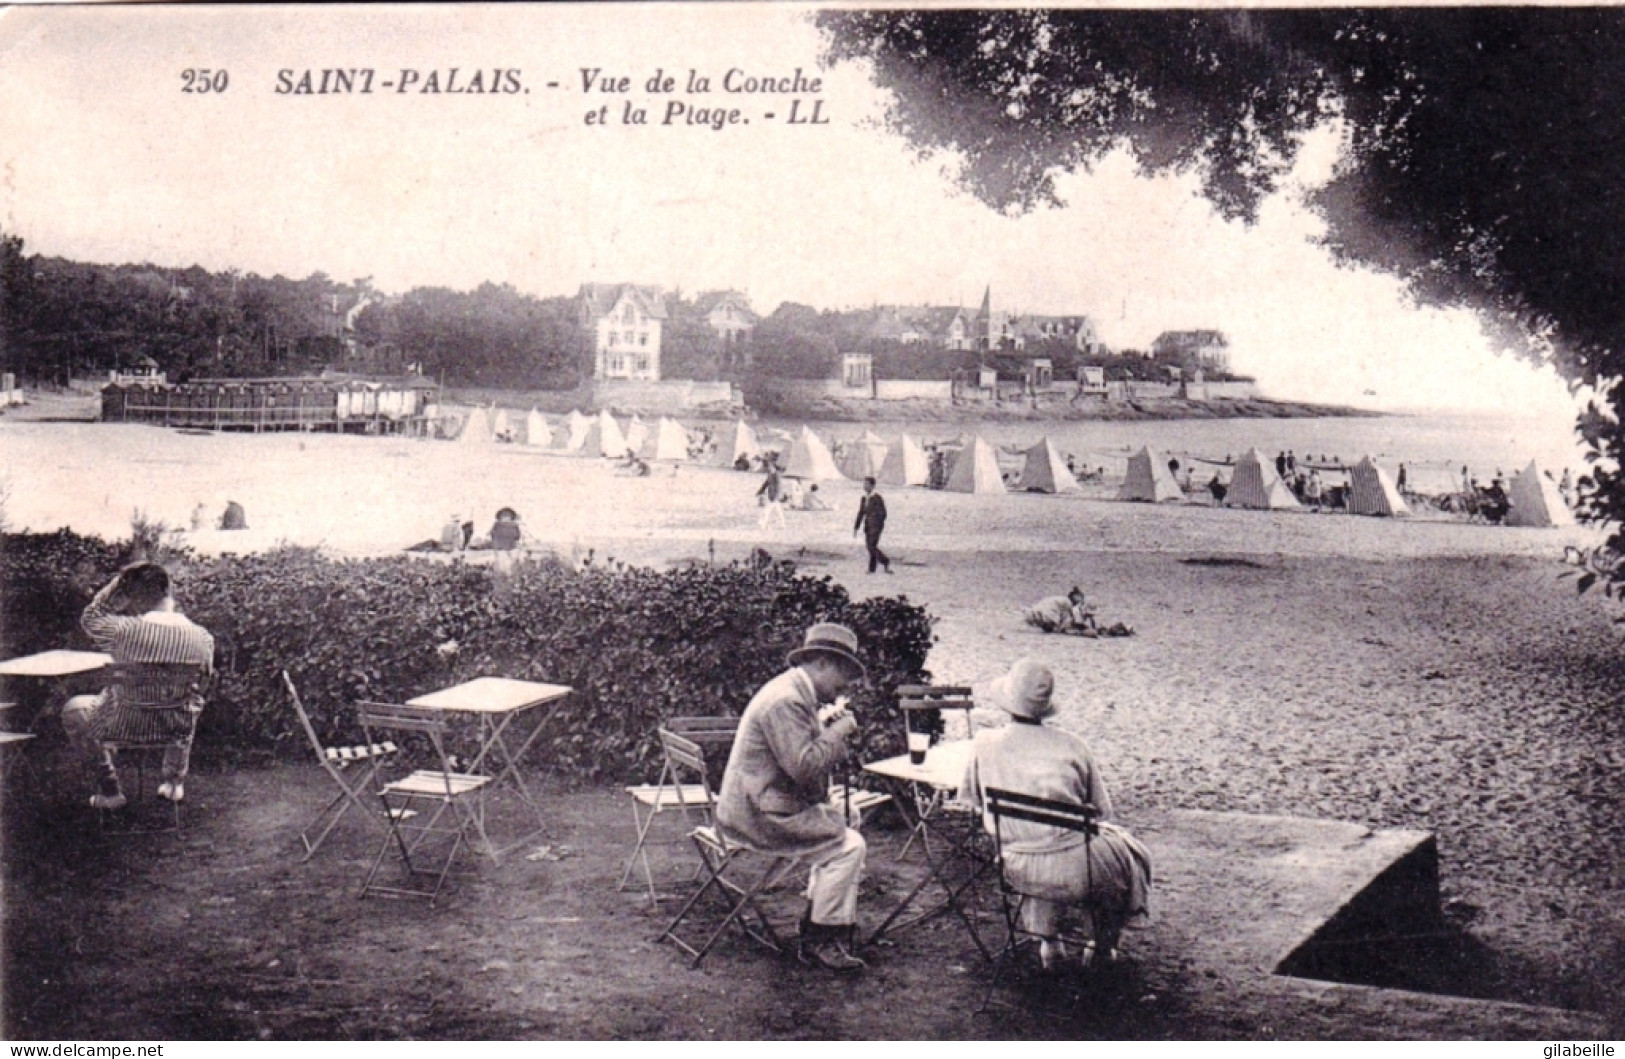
[442,385,1386,424]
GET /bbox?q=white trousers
[805,827,866,926]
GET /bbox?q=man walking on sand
[853,477,892,574]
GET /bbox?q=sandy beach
[3,418,1621,1018]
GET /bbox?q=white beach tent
[643,417,691,461]
[594,410,630,458]
[456,405,493,444]
[878,433,930,487]
[715,419,761,467]
[1506,460,1575,527]
[1225,448,1301,510]
[524,408,552,448]
[783,426,846,481]
[945,436,1007,494]
[1347,456,1410,517]
[564,410,592,452]
[624,415,649,455]
[839,430,890,481]
[490,407,513,442]
[1117,446,1183,503]
[1019,437,1080,494]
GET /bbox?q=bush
[2,532,937,780]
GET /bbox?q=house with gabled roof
[693,290,758,343]
[869,305,975,350]
[1014,314,1108,355]
[1152,330,1232,376]
[579,283,668,380]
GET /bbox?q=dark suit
[854,491,890,573]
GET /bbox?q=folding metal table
[861,739,994,959]
[405,676,571,861]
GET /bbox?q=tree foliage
[355,283,586,388]
[819,9,1625,583]
[0,234,589,389]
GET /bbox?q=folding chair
[979,787,1103,1013]
[356,702,492,905]
[283,671,399,861]
[657,823,809,968]
[98,661,211,833]
[618,719,739,898]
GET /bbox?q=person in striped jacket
[62,562,215,810]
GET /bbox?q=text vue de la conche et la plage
[255,67,829,130]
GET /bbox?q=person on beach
[1024,587,1134,637]
[483,507,526,551]
[1207,473,1227,505]
[62,562,215,809]
[960,659,1152,968]
[1304,470,1324,511]
[854,477,892,575]
[219,500,247,531]
[716,623,871,972]
[798,483,831,511]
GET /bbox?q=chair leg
[617,798,659,896]
[300,788,354,861]
[658,847,733,959]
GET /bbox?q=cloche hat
[988,658,1056,721]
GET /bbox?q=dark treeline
[0,232,592,389]
[2,230,1164,393]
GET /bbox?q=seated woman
[961,659,1152,967]
[469,507,531,551]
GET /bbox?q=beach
[2,417,1621,1019]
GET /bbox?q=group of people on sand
[408,507,537,554]
[717,621,1152,972]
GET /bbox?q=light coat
[716,667,849,855]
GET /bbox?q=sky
[0,3,1586,419]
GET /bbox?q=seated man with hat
[62,561,216,809]
[961,658,1152,967]
[716,622,870,972]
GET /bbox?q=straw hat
[787,622,866,678]
[988,658,1056,721]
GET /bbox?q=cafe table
[0,650,114,679]
[861,738,994,959]
[404,676,571,861]
[0,651,114,735]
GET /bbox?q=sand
[3,419,1622,1017]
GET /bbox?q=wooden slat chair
[98,661,211,833]
[978,787,1103,1013]
[618,719,738,899]
[657,823,810,968]
[356,702,492,905]
[283,671,399,861]
[896,684,976,859]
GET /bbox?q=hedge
[1,532,937,780]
